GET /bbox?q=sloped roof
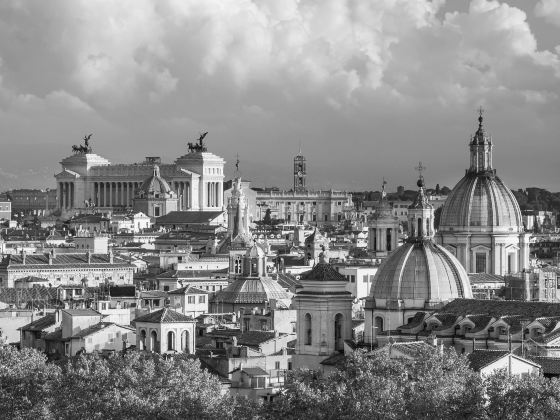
[0,287,59,305]
[134,307,194,324]
[299,262,346,282]
[467,350,510,371]
[241,367,269,377]
[528,356,560,375]
[155,211,224,225]
[275,273,299,293]
[440,299,560,318]
[399,312,427,331]
[20,313,56,331]
[71,322,115,338]
[168,285,208,295]
[469,273,506,285]
[237,331,278,347]
[0,253,132,268]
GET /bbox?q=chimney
[109,250,114,264]
[86,251,91,264]
[55,309,61,324]
[21,250,26,265]
[282,347,287,356]
[48,250,53,265]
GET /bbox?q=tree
[484,370,560,419]
[266,348,485,420]
[263,208,272,226]
[50,352,256,420]
[0,346,60,419]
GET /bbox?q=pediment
[55,169,80,179]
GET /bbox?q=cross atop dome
[415,161,426,188]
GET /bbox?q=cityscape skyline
[1,0,559,192]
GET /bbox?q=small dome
[138,165,173,198]
[300,259,347,282]
[371,240,472,303]
[214,277,292,304]
[439,172,522,232]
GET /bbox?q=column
[109,183,113,207]
[186,182,190,209]
[58,183,63,209]
[70,183,74,209]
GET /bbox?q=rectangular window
[275,361,280,370]
[475,253,486,273]
[312,214,317,222]
[188,296,195,304]
[363,275,368,283]
[288,361,293,370]
[350,275,355,283]
[198,295,206,303]
[163,286,170,291]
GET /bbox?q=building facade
[256,152,353,226]
[54,137,224,214]
[436,113,530,275]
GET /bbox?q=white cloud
[535,0,560,26]
[0,0,558,190]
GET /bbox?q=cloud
[0,0,558,190]
[535,0,560,27]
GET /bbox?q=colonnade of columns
[58,182,75,209]
[59,180,197,210]
[206,182,221,208]
[172,181,190,210]
[93,181,142,208]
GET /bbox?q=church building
[436,113,530,275]
[364,172,472,346]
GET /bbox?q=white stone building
[55,136,224,214]
[436,113,530,275]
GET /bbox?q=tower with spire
[368,178,399,257]
[468,108,494,174]
[293,146,307,193]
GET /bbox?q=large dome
[439,113,522,233]
[439,172,523,232]
[371,239,472,303]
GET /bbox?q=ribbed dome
[439,172,522,232]
[214,277,292,304]
[371,240,472,303]
[139,165,173,198]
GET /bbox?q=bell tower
[293,149,306,192]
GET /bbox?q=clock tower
[293,152,306,192]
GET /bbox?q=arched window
[334,313,343,351]
[386,229,392,251]
[181,330,190,354]
[375,316,384,333]
[167,331,175,351]
[426,218,430,236]
[150,331,158,353]
[139,329,146,351]
[305,313,312,345]
[418,218,422,236]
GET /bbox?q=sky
[0,0,559,192]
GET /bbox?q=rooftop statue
[187,131,208,153]
[72,133,93,154]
